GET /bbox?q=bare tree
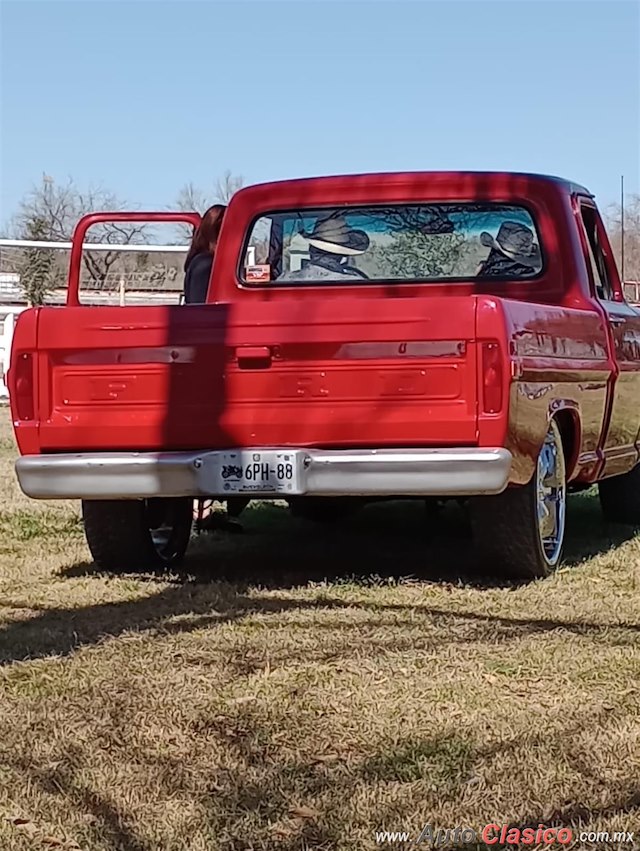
[15,175,151,287]
[175,182,211,217]
[174,182,210,244]
[605,194,640,283]
[214,169,244,204]
[176,170,244,212]
[174,171,244,241]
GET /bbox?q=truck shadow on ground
[156,491,638,587]
[2,493,638,667]
[63,489,638,591]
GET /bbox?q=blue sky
[1,0,638,223]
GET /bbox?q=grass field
[1,406,640,850]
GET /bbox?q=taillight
[481,341,503,414]
[14,352,34,421]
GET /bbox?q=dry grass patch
[1,408,640,850]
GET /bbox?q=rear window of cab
[240,203,544,286]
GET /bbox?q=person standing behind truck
[183,204,227,303]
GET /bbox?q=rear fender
[507,395,582,486]
[475,297,585,487]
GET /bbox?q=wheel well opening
[554,410,579,478]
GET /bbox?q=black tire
[287,496,358,523]
[82,497,193,572]
[469,419,567,579]
[599,464,640,525]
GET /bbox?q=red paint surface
[9,173,640,488]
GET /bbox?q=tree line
[1,171,243,305]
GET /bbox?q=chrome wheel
[536,421,566,567]
[469,417,568,579]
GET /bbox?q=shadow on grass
[1,492,638,666]
[561,489,638,565]
[64,497,476,588]
[6,705,640,851]
[61,490,639,588]
[9,747,163,851]
[2,578,639,669]
[365,714,640,848]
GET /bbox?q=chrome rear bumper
[15,447,512,500]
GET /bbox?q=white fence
[0,306,26,399]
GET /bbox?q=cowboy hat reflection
[480,221,541,268]
[302,216,370,256]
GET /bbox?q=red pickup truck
[8,171,640,579]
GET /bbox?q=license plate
[217,451,299,494]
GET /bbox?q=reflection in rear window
[241,204,543,285]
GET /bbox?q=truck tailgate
[33,297,479,451]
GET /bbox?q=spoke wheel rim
[536,422,566,567]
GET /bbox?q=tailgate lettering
[279,374,329,398]
[89,378,133,401]
[379,370,428,396]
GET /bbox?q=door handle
[236,346,272,368]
